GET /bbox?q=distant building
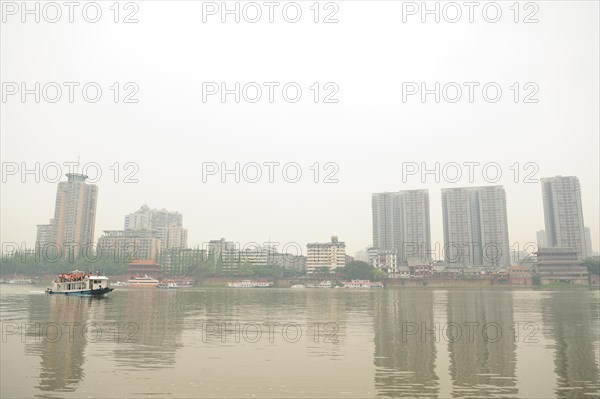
[124,205,187,251]
[160,248,207,275]
[268,252,306,272]
[519,254,538,271]
[397,265,411,279]
[536,230,547,248]
[155,225,188,252]
[406,257,432,278]
[306,236,346,274]
[584,227,594,258]
[37,173,98,258]
[206,238,239,274]
[536,247,589,284]
[127,259,162,276]
[125,205,183,230]
[35,221,55,252]
[98,229,161,262]
[239,244,269,266]
[541,176,588,259]
[441,185,510,268]
[354,248,370,263]
[371,250,399,277]
[372,190,431,264]
[509,265,532,285]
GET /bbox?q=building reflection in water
[446,291,517,398]
[373,289,439,397]
[111,289,188,370]
[25,294,99,392]
[542,291,600,398]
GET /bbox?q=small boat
[290,284,306,289]
[157,279,178,289]
[307,280,332,288]
[45,271,113,296]
[113,281,127,287]
[342,280,384,289]
[127,275,159,287]
[7,278,33,284]
[227,280,274,288]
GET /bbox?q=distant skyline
[2,171,598,258]
[2,2,599,255]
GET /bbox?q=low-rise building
[407,257,432,278]
[371,250,399,277]
[397,265,411,279]
[509,265,532,285]
[536,247,589,284]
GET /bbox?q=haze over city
[2,2,598,255]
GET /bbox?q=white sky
[1,1,599,256]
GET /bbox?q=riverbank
[2,274,598,289]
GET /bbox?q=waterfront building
[306,236,346,274]
[536,247,589,284]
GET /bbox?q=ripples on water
[1,285,598,398]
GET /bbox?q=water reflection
[24,295,101,392]
[374,290,439,397]
[542,292,600,398]
[110,289,188,370]
[1,286,598,398]
[446,291,517,398]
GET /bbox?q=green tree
[340,261,373,280]
[372,268,387,281]
[584,258,600,276]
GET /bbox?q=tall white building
[372,190,431,264]
[306,236,346,274]
[541,176,588,259]
[441,185,510,268]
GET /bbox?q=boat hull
[46,287,114,296]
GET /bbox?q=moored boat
[45,271,113,295]
[307,280,332,288]
[342,280,384,289]
[226,280,274,288]
[157,279,179,289]
[127,275,159,287]
[7,278,33,284]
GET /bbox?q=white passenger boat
[226,280,274,288]
[342,280,384,289]
[307,281,332,288]
[127,275,159,287]
[7,278,33,284]
[45,271,113,296]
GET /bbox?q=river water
[1,285,599,398]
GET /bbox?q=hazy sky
[1,1,599,256]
